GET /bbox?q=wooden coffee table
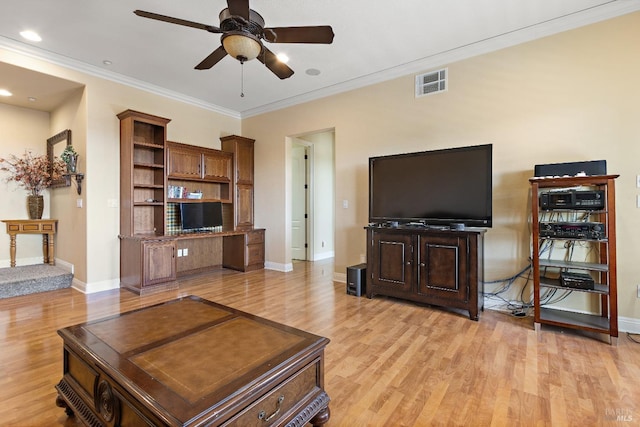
[55,296,330,426]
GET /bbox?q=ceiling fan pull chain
[240,61,245,97]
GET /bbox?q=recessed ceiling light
[305,68,321,76]
[103,60,112,66]
[0,89,12,97]
[28,97,37,102]
[276,53,289,64]
[20,30,42,42]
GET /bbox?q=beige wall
[50,88,87,281]
[243,12,640,321]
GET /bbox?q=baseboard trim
[265,261,293,272]
[619,316,640,334]
[75,279,119,294]
[312,251,335,261]
[333,272,346,283]
[0,256,45,268]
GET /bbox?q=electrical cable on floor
[482,263,533,315]
[627,333,640,344]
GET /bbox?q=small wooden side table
[2,219,58,267]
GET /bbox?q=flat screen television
[179,202,223,231]
[369,144,492,228]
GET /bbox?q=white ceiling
[0,0,638,118]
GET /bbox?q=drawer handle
[258,395,285,422]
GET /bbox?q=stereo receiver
[560,271,595,290]
[540,190,605,210]
[539,222,605,240]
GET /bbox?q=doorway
[290,130,335,262]
[291,142,309,260]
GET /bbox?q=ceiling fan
[134,0,334,80]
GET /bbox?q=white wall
[0,104,51,266]
[300,131,335,261]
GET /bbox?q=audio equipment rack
[530,174,618,344]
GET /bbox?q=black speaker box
[534,160,606,177]
[346,263,366,297]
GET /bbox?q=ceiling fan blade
[226,0,250,20]
[263,26,334,44]
[258,47,294,80]
[134,10,222,33]
[195,46,228,70]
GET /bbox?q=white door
[291,144,307,260]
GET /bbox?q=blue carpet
[0,264,73,299]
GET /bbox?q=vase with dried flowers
[0,150,66,219]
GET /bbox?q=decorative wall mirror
[47,129,72,188]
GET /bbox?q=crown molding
[0,36,241,119]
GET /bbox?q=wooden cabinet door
[417,234,468,303]
[143,240,176,286]
[221,136,255,229]
[235,140,254,185]
[167,146,201,179]
[369,231,413,293]
[236,184,254,229]
[203,152,232,182]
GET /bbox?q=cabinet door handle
[258,395,284,422]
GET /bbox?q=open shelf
[539,277,608,294]
[538,307,610,333]
[538,258,608,272]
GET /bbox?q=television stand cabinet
[366,226,485,320]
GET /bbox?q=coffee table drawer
[223,359,322,426]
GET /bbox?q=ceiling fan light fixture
[222,32,262,62]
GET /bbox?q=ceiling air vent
[415,68,447,98]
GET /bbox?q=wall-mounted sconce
[64,173,85,195]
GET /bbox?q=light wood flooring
[1,259,639,426]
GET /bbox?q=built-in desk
[173,228,265,276]
[119,229,265,294]
[2,219,57,267]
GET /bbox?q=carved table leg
[9,234,16,267]
[47,232,55,265]
[310,406,330,427]
[42,234,49,264]
[56,394,74,417]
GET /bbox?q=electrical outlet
[177,249,183,257]
[183,248,188,256]
[76,198,83,208]
[637,284,640,298]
